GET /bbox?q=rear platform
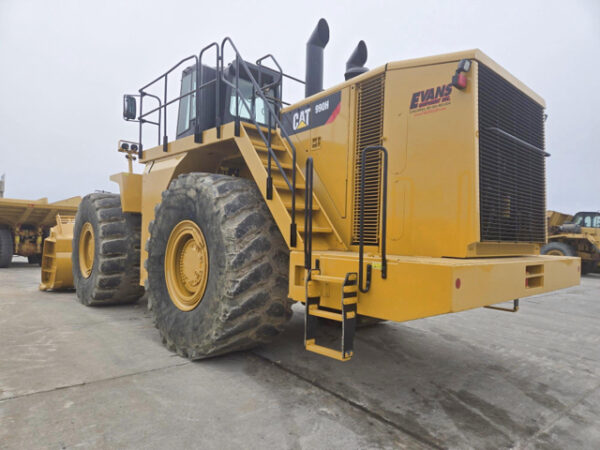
[290,251,581,322]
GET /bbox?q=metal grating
[478,64,546,243]
[351,74,385,245]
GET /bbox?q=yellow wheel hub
[79,222,95,278]
[165,220,209,311]
[546,249,565,256]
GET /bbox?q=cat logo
[282,91,341,135]
[292,107,311,131]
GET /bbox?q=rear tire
[72,193,144,306]
[147,173,292,360]
[541,241,576,257]
[0,228,13,268]
[581,261,595,275]
[28,254,42,265]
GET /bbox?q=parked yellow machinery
[543,210,600,274]
[55,19,578,361]
[0,195,80,268]
[39,215,77,290]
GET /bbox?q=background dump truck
[0,192,80,268]
[543,210,600,274]
[59,19,578,361]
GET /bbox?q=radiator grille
[478,64,546,243]
[351,74,385,245]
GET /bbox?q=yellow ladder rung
[308,306,343,321]
[310,274,346,284]
[306,342,352,361]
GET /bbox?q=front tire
[147,173,292,360]
[72,193,144,305]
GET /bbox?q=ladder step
[251,139,287,152]
[311,274,346,284]
[282,199,320,211]
[308,306,343,321]
[260,157,293,170]
[298,224,331,234]
[306,342,352,361]
[273,178,305,190]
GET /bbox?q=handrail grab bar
[221,37,300,246]
[358,145,388,293]
[304,158,314,269]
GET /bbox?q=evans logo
[410,84,452,110]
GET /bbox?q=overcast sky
[0,0,598,213]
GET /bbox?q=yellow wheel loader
[0,194,80,268]
[543,210,600,274]
[57,19,578,361]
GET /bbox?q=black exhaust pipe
[305,18,330,98]
[345,40,368,80]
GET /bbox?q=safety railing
[137,54,199,154]
[132,37,304,247]
[220,37,303,246]
[358,146,388,293]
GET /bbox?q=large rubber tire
[541,241,576,257]
[147,173,293,360]
[72,193,144,306]
[581,261,595,275]
[28,254,42,265]
[0,228,13,268]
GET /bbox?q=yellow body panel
[110,48,578,326]
[110,173,142,213]
[39,215,76,290]
[290,251,579,322]
[0,196,80,228]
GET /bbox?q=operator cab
[572,212,600,229]
[176,61,282,140]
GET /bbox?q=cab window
[573,213,600,228]
[177,71,196,135]
[229,78,271,124]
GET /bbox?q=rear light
[452,72,467,89]
[451,58,471,90]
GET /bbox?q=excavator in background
[41,19,579,361]
[543,210,600,274]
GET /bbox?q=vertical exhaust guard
[345,40,369,80]
[305,18,330,98]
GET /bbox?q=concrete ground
[0,257,599,450]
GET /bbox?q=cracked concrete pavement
[1,257,599,449]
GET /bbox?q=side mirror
[123,95,137,120]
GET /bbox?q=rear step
[305,271,358,361]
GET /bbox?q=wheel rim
[79,222,95,278]
[546,249,565,256]
[165,220,209,311]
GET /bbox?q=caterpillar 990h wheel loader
[66,18,579,361]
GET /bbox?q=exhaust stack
[305,18,330,98]
[345,40,368,80]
